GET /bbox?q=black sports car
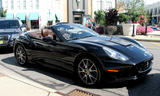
[13,23,153,86]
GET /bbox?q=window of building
[36,0,39,9]
[155,8,157,15]
[55,0,60,9]
[151,9,153,15]
[30,0,33,8]
[96,0,103,10]
[23,0,26,9]
[17,0,20,9]
[0,0,2,8]
[11,0,14,9]
[96,0,112,11]
[5,0,8,9]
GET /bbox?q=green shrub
[118,13,129,23]
[94,10,105,26]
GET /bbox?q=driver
[41,28,56,40]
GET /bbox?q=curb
[124,36,160,42]
[128,37,160,42]
[133,38,160,42]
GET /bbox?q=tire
[76,57,102,86]
[15,45,28,66]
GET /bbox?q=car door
[30,27,83,71]
[29,32,51,63]
[43,40,83,71]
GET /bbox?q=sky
[145,0,160,5]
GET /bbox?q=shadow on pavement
[0,48,13,54]
[1,56,160,93]
[127,73,160,96]
[1,56,77,89]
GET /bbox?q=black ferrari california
[13,23,153,86]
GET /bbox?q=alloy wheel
[78,59,99,85]
[16,45,27,65]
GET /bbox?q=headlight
[103,47,129,61]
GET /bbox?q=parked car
[0,18,26,48]
[14,23,153,86]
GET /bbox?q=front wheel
[76,58,102,86]
[15,45,28,66]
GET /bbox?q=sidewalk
[124,31,160,42]
[0,72,61,96]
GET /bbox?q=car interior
[29,28,57,41]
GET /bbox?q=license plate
[0,41,3,44]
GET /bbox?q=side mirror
[21,24,27,32]
[42,36,56,45]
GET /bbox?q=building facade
[145,2,160,24]
[92,0,115,17]
[2,0,64,29]
[2,0,115,29]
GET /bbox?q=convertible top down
[14,23,153,86]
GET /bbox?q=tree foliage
[0,10,7,17]
[94,10,105,26]
[105,8,118,26]
[123,0,145,23]
[118,13,129,23]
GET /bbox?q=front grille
[136,60,152,72]
[0,36,8,40]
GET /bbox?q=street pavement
[0,41,160,96]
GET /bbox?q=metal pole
[145,23,148,35]
[132,24,135,37]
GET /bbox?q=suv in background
[0,19,26,48]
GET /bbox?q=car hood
[71,36,152,63]
[0,29,21,35]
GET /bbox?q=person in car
[41,28,56,40]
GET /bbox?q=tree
[123,0,145,23]
[0,9,7,17]
[118,13,129,23]
[94,10,105,26]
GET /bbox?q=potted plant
[105,8,118,35]
[120,0,145,36]
[117,13,129,35]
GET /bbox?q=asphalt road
[0,41,160,96]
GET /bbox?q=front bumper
[102,58,153,82]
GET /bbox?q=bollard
[145,23,147,35]
[132,24,135,37]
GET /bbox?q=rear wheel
[76,57,102,86]
[15,45,28,66]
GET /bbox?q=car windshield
[0,20,20,29]
[57,24,99,40]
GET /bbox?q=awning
[16,13,26,20]
[6,13,14,19]
[29,12,39,20]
